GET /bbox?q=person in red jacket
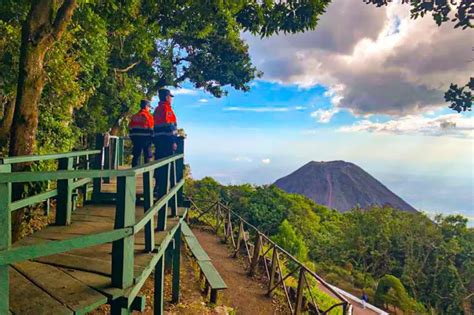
[153,88,177,160]
[128,99,154,167]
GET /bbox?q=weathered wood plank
[9,267,72,315]
[13,261,108,313]
[34,253,144,278]
[197,261,227,290]
[59,268,123,300]
[183,236,211,261]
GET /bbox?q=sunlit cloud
[170,88,198,95]
[233,156,253,163]
[311,108,340,123]
[224,106,305,112]
[338,114,474,138]
[198,98,209,103]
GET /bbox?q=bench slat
[184,236,211,261]
[197,261,227,290]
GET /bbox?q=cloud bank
[246,0,473,116]
[338,113,474,138]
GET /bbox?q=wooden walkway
[9,178,186,314]
[0,145,188,315]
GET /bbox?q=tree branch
[114,61,141,73]
[50,0,77,41]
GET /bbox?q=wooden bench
[181,222,227,303]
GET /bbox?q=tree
[364,0,472,29]
[375,274,425,313]
[273,219,309,262]
[9,0,77,158]
[4,0,333,154]
[445,78,473,113]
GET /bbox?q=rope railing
[187,198,352,315]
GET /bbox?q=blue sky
[152,0,474,224]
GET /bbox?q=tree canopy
[186,177,474,314]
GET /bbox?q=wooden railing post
[56,157,73,225]
[112,175,136,289]
[154,255,165,314]
[92,135,104,203]
[143,171,155,252]
[248,232,262,276]
[267,246,278,297]
[0,164,12,314]
[157,163,170,231]
[294,267,305,314]
[103,133,111,184]
[176,137,184,207]
[171,225,181,303]
[169,161,178,217]
[117,137,125,166]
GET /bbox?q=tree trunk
[8,0,77,242]
[0,98,15,151]
[9,0,77,158]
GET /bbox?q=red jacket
[153,101,177,126]
[153,101,177,137]
[129,109,154,137]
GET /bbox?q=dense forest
[186,177,474,314]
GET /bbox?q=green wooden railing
[0,136,186,314]
[0,150,101,219]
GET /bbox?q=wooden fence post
[0,164,11,314]
[294,267,305,314]
[248,232,262,276]
[143,171,155,252]
[56,157,73,225]
[267,246,278,297]
[234,220,244,258]
[215,202,221,232]
[112,175,136,289]
[172,225,181,303]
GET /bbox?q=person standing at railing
[153,88,178,194]
[153,88,178,159]
[128,99,154,167]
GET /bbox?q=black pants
[130,136,152,167]
[153,136,176,193]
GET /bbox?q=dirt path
[193,228,286,315]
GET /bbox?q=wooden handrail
[0,149,101,165]
[187,198,351,315]
[0,154,184,183]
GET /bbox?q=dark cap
[158,88,174,101]
[140,99,151,109]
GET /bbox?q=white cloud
[233,156,253,163]
[198,98,209,103]
[246,0,472,116]
[224,106,305,112]
[338,114,474,138]
[170,88,198,95]
[261,158,271,164]
[311,108,340,123]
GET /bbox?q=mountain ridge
[274,160,417,212]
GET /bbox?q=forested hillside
[186,177,474,314]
